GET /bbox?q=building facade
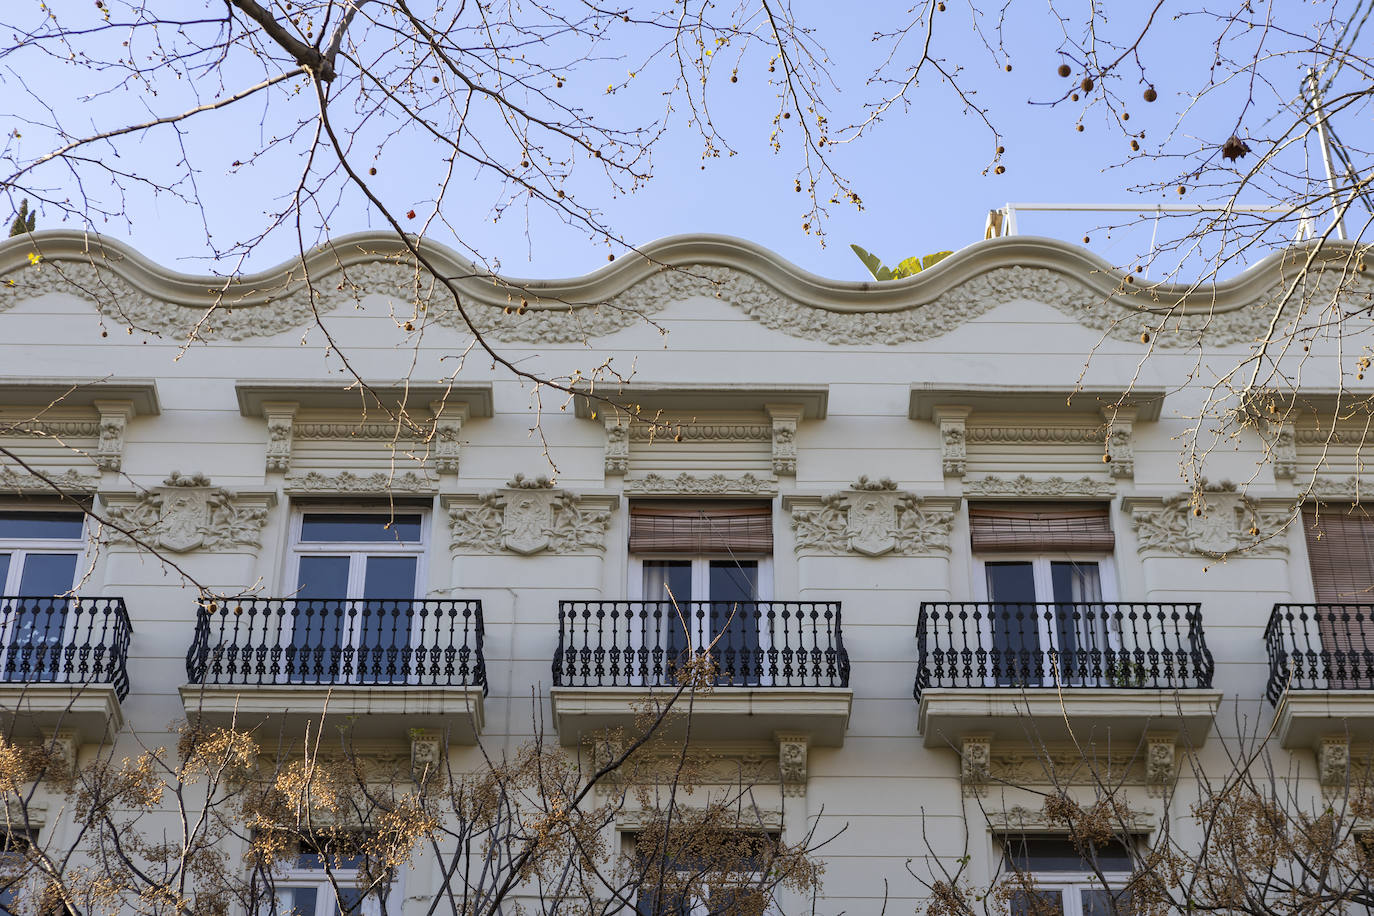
[0,230,1370,914]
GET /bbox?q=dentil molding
[102,471,275,553]
[4,231,1368,348]
[785,477,959,556]
[1124,480,1293,557]
[446,476,617,555]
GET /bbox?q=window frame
[1001,836,1134,916]
[266,841,404,916]
[623,829,780,916]
[0,510,88,597]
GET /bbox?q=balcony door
[288,511,426,685]
[0,512,84,683]
[1302,504,1374,688]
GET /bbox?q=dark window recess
[1004,837,1134,873]
[299,513,423,543]
[0,512,84,541]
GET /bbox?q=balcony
[1266,603,1374,748]
[550,600,853,746]
[0,596,131,741]
[181,598,486,742]
[916,602,1220,749]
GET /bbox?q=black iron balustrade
[1265,603,1374,703]
[0,596,132,700]
[915,602,1213,699]
[552,600,850,688]
[186,598,486,690]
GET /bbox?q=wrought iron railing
[553,600,850,688]
[0,596,132,700]
[1265,603,1374,703]
[915,602,1213,699]
[186,598,486,691]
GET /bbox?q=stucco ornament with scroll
[103,472,270,553]
[449,476,613,555]
[790,477,956,556]
[1128,480,1291,557]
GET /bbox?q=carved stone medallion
[788,479,958,557]
[846,491,899,556]
[501,490,555,555]
[103,472,273,553]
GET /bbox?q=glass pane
[332,888,365,916]
[10,556,78,681]
[1082,889,1132,916]
[643,560,693,603]
[644,561,694,681]
[0,556,9,593]
[1010,889,1063,916]
[300,514,422,543]
[358,557,417,684]
[276,887,319,916]
[17,554,77,596]
[0,512,83,540]
[986,562,1040,685]
[1050,562,1104,684]
[709,561,760,686]
[291,557,350,683]
[1006,837,1133,872]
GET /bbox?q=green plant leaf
[894,256,923,279]
[921,250,953,270]
[850,244,892,281]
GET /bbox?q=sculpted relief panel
[102,472,273,553]
[448,475,616,556]
[788,477,958,557]
[1125,481,1292,557]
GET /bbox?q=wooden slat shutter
[969,502,1115,553]
[1302,503,1374,688]
[629,501,773,554]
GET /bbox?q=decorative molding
[987,750,1140,787]
[1309,475,1363,499]
[283,470,436,494]
[103,472,273,553]
[615,805,784,832]
[603,416,629,476]
[985,805,1155,834]
[776,733,809,797]
[1273,421,1297,480]
[766,404,803,476]
[622,472,778,496]
[1146,735,1176,793]
[0,466,98,494]
[934,408,969,478]
[262,401,297,473]
[1103,407,1136,480]
[93,400,134,471]
[8,232,1369,349]
[961,737,991,797]
[42,729,79,778]
[431,401,468,475]
[448,487,616,555]
[788,482,958,556]
[0,419,101,438]
[963,474,1116,498]
[1320,737,1350,789]
[1125,480,1292,557]
[410,731,443,778]
[627,423,770,441]
[966,426,1105,444]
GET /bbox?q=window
[1003,837,1133,916]
[628,830,776,916]
[286,509,428,685]
[266,838,397,916]
[0,829,36,916]
[628,502,773,685]
[1301,503,1374,687]
[970,504,1116,687]
[0,512,85,684]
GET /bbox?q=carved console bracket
[102,471,275,553]
[603,412,629,476]
[262,401,297,473]
[776,732,809,797]
[1319,736,1350,790]
[432,400,469,475]
[765,403,803,476]
[961,736,991,797]
[934,407,969,478]
[446,480,618,555]
[1272,421,1298,481]
[785,480,959,556]
[1124,480,1293,557]
[1145,734,1177,794]
[93,399,135,471]
[410,731,444,778]
[41,729,79,779]
[1103,407,1136,480]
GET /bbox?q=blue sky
[3,2,1365,280]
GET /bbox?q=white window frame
[973,554,1118,688]
[1001,836,1134,916]
[281,506,430,685]
[0,511,87,683]
[624,830,780,916]
[268,848,404,916]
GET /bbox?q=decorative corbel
[1273,421,1297,480]
[776,733,809,797]
[603,412,630,476]
[410,731,443,778]
[41,729,79,778]
[92,400,135,472]
[262,401,298,473]
[1319,736,1350,790]
[765,404,804,476]
[1103,407,1137,480]
[1145,734,1176,793]
[431,400,470,475]
[961,736,991,797]
[933,407,969,479]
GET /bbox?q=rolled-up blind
[969,502,1115,553]
[1303,503,1374,603]
[629,501,772,554]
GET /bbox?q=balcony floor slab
[1274,690,1374,749]
[0,684,124,743]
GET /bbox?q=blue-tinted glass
[363,556,417,599]
[710,561,760,686]
[1082,889,1132,916]
[1010,889,1063,916]
[0,556,9,592]
[0,513,83,540]
[986,562,1040,685]
[296,556,351,599]
[300,514,422,543]
[18,554,77,596]
[709,560,758,602]
[291,557,350,683]
[643,561,692,603]
[297,851,366,870]
[332,888,365,916]
[645,561,694,676]
[279,886,318,916]
[1005,838,1133,872]
[359,557,417,684]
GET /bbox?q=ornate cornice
[1308,475,1364,499]
[1124,481,1293,557]
[963,475,1116,498]
[282,470,436,494]
[621,472,778,495]
[627,423,769,441]
[0,466,98,494]
[786,480,959,556]
[102,472,274,553]
[966,426,1104,444]
[3,231,1370,347]
[985,805,1155,834]
[446,488,616,555]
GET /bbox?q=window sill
[0,683,124,742]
